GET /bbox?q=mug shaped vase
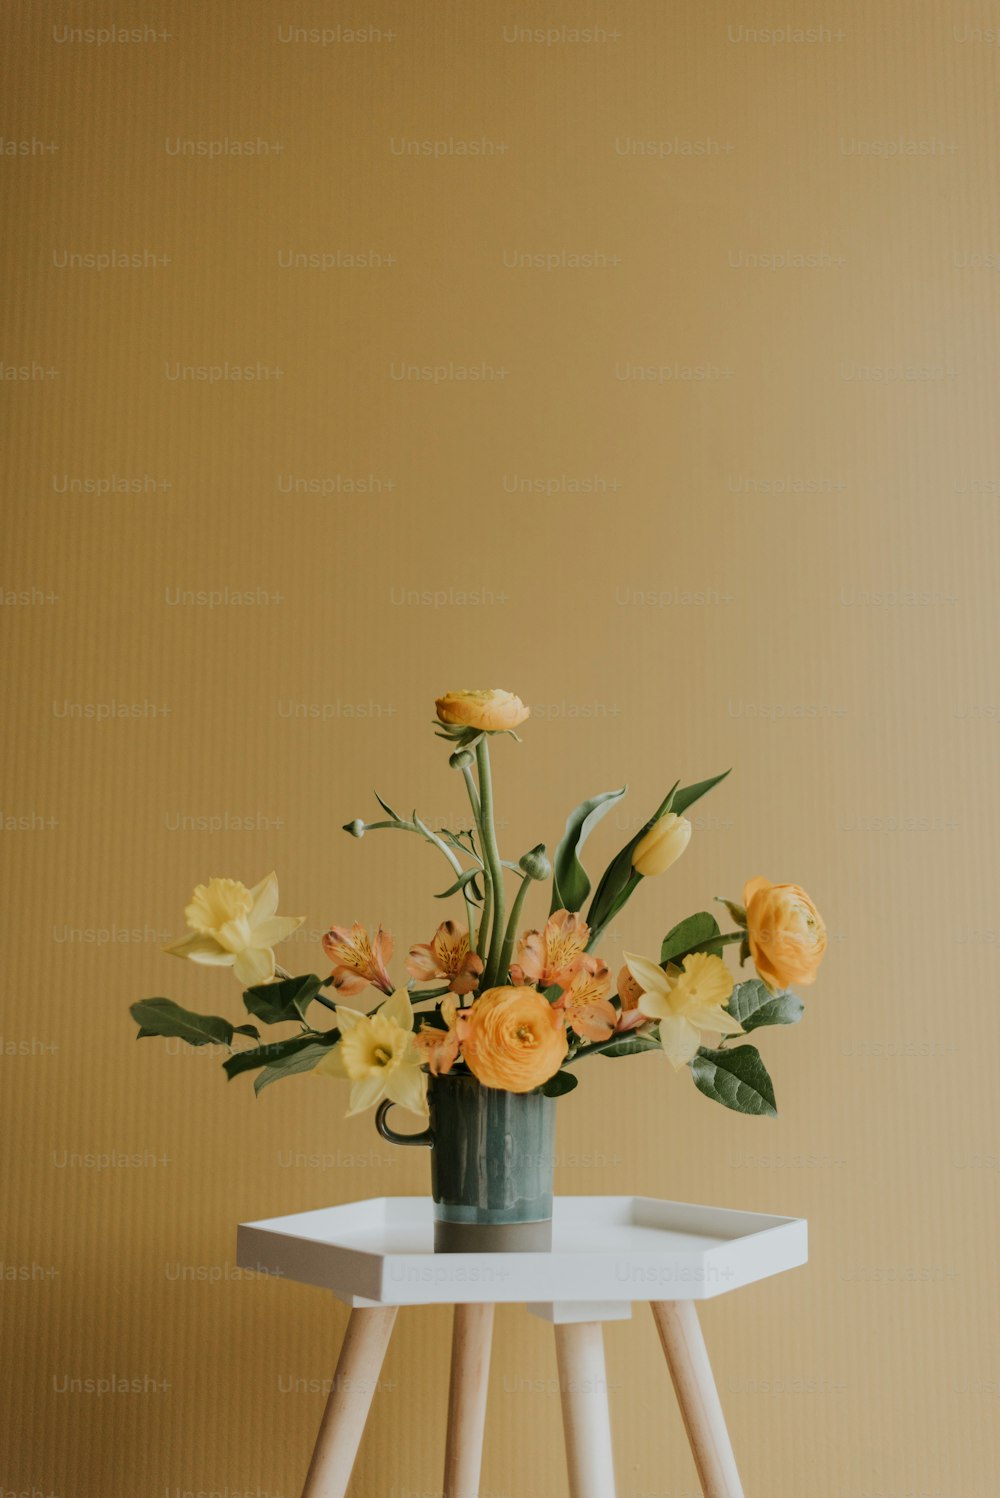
[376,1070,555,1252]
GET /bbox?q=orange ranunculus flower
[406,920,483,995]
[435,689,530,733]
[510,908,590,989]
[322,922,394,996]
[461,986,568,1092]
[743,876,827,991]
[557,957,617,1042]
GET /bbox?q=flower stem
[413,813,479,948]
[477,873,493,962]
[476,737,506,987]
[461,766,481,823]
[366,812,478,947]
[682,931,745,953]
[407,983,452,1003]
[462,765,492,960]
[563,1028,655,1064]
[496,873,531,986]
[275,963,338,1014]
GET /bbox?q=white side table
[237,1195,807,1498]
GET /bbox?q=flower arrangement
[130,689,827,1121]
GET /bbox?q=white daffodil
[164,872,304,986]
[624,949,739,1070]
[317,987,428,1118]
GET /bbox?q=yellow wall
[3,2,997,1494]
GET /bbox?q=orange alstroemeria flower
[510,908,591,989]
[617,963,643,1011]
[406,920,484,995]
[612,963,649,1031]
[557,957,617,1042]
[614,1004,649,1035]
[322,922,394,996]
[413,995,467,1076]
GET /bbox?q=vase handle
[375,1099,434,1148]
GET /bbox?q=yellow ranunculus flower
[163,872,304,986]
[743,876,826,991]
[624,950,738,1070]
[435,689,530,732]
[461,986,567,1092]
[631,812,692,877]
[317,988,428,1117]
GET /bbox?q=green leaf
[432,723,484,750]
[222,1029,338,1080]
[254,1041,335,1094]
[242,974,324,1025]
[131,997,236,1048]
[586,771,730,940]
[670,769,731,818]
[538,1069,579,1097]
[435,868,482,899]
[550,787,627,914]
[725,979,804,1033]
[373,789,403,821]
[585,782,676,934]
[690,1045,777,1116]
[660,912,723,965]
[599,1034,661,1058]
[414,1009,448,1032]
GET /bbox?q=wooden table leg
[443,1303,495,1498]
[299,1305,397,1498]
[554,1320,617,1498]
[650,1301,744,1498]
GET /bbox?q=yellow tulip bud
[631,812,692,877]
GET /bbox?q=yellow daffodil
[624,950,739,1069]
[164,872,304,986]
[317,988,428,1117]
[631,813,692,877]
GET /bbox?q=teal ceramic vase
[376,1070,556,1252]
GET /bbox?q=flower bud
[518,843,551,881]
[343,819,366,838]
[715,896,747,928]
[449,748,475,771]
[631,812,691,877]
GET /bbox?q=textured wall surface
[2,3,997,1495]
